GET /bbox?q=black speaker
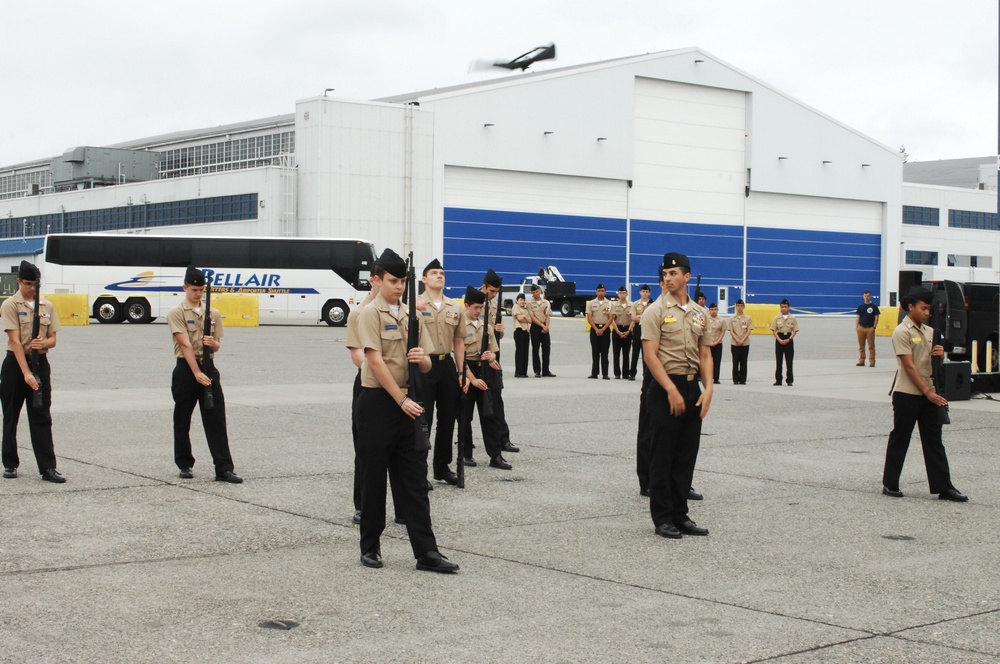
[940,362,971,401]
[898,270,923,297]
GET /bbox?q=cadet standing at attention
[1,261,65,483]
[728,299,753,384]
[641,252,713,539]
[345,287,380,524]
[881,287,968,503]
[481,270,518,455]
[512,293,531,378]
[528,284,555,377]
[416,258,466,486]
[628,284,652,381]
[586,284,612,379]
[169,266,242,483]
[770,298,798,386]
[356,248,458,572]
[610,285,634,379]
[706,303,726,385]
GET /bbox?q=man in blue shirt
[855,290,880,367]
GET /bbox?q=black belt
[777,333,792,340]
[668,374,699,382]
[430,354,451,361]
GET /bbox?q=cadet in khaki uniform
[527,284,555,377]
[168,266,242,483]
[586,284,612,379]
[512,293,531,377]
[459,286,512,470]
[417,258,466,486]
[706,303,726,385]
[610,286,634,379]
[482,271,518,455]
[1,261,64,483]
[356,248,458,573]
[770,298,799,386]
[881,287,968,502]
[728,299,753,384]
[641,252,713,539]
[628,284,652,380]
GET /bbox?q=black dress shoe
[882,486,904,498]
[41,468,66,483]
[939,488,969,502]
[713,380,721,384]
[773,381,782,386]
[639,487,649,497]
[542,372,557,377]
[534,372,542,378]
[3,467,16,479]
[614,375,621,379]
[628,376,636,381]
[786,382,793,386]
[602,376,610,380]
[416,551,459,573]
[178,467,193,479]
[489,456,512,470]
[434,470,459,486]
[588,374,598,379]
[514,373,529,378]
[215,471,243,484]
[501,442,520,453]
[426,479,434,491]
[352,510,362,525]
[655,523,682,539]
[688,487,704,501]
[462,457,477,467]
[361,551,383,568]
[677,520,709,536]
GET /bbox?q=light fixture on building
[483,123,495,128]
[861,163,871,167]
[543,131,554,135]
[323,88,335,96]
[597,137,607,141]
[778,156,788,160]
[823,160,833,164]
[694,59,704,64]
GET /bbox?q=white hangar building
[2,48,911,313]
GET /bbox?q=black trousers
[356,387,437,558]
[422,355,460,477]
[530,325,551,375]
[612,330,631,378]
[490,358,512,446]
[882,392,954,494]
[711,344,723,383]
[460,363,503,460]
[647,377,703,526]
[731,345,749,383]
[774,337,794,384]
[172,359,234,474]
[513,328,530,376]
[1,352,57,473]
[590,327,610,377]
[629,324,644,378]
[635,370,653,491]
[352,370,403,515]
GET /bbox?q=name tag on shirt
[912,337,922,343]
[421,311,432,316]
[187,319,196,325]
[664,316,677,323]
[18,311,27,317]
[385,324,398,331]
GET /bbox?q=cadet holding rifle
[169,266,242,483]
[356,249,458,573]
[2,261,64,483]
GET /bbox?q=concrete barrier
[744,304,780,335]
[214,294,259,327]
[875,306,899,337]
[45,293,90,326]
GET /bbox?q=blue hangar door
[442,167,629,298]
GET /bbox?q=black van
[925,280,999,371]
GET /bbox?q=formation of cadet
[527,284,555,378]
[586,284,612,379]
[727,299,753,384]
[770,298,799,386]
[610,286,635,380]
[1,261,64,483]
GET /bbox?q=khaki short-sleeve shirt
[640,294,709,375]
[1,291,61,353]
[728,314,754,344]
[611,300,634,328]
[358,293,430,389]
[706,315,726,344]
[512,302,532,332]
[588,298,611,326]
[892,317,933,396]
[345,292,376,350]
[416,292,463,355]
[632,299,651,324]
[770,314,799,337]
[462,313,498,361]
[168,300,223,359]
[526,298,551,327]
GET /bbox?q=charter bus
[40,234,376,326]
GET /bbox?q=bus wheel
[322,300,349,327]
[560,300,575,317]
[124,298,152,324]
[94,298,122,324]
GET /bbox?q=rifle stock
[479,295,495,418]
[201,279,215,410]
[29,272,43,409]
[405,253,431,452]
[932,325,950,425]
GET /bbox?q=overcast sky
[2,0,996,167]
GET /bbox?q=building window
[903,205,940,226]
[947,254,993,269]
[949,209,999,231]
[905,250,938,266]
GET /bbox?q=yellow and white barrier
[214,294,259,327]
[45,293,90,326]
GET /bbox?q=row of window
[159,132,295,178]
[902,205,998,231]
[0,194,258,239]
[905,251,995,268]
[0,170,52,200]
[902,205,939,226]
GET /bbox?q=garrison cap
[464,286,486,305]
[709,302,718,309]
[639,284,650,291]
[907,286,933,305]
[735,298,745,305]
[482,269,502,288]
[184,265,206,286]
[780,298,790,306]
[375,248,407,279]
[618,285,628,293]
[595,283,605,290]
[17,260,39,281]
[529,284,540,292]
[423,258,443,275]
[662,252,690,270]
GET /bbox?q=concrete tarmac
[1,315,998,663]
